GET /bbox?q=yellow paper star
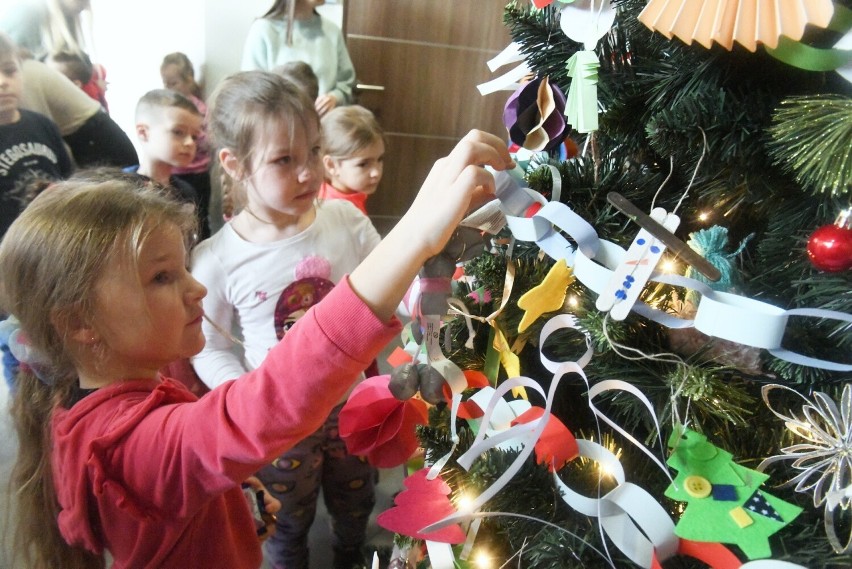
[517,259,574,333]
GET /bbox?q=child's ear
[322,155,337,176]
[135,123,149,142]
[51,308,99,346]
[219,148,243,180]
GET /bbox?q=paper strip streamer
[765,4,852,71]
[477,42,532,95]
[484,169,852,371]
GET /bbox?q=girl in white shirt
[191,70,379,569]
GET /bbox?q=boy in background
[126,89,201,215]
[47,51,109,112]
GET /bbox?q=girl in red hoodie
[0,130,512,568]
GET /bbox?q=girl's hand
[243,475,281,542]
[404,129,514,258]
[349,130,513,320]
[315,94,338,117]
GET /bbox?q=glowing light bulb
[474,550,493,568]
[568,295,579,308]
[660,259,677,273]
[698,211,710,222]
[456,493,475,515]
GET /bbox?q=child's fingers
[448,130,514,172]
[263,492,282,515]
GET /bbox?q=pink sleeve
[124,276,401,512]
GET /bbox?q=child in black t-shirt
[0,32,72,238]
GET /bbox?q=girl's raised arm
[349,130,514,320]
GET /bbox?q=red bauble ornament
[807,209,852,272]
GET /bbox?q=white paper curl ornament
[759,384,852,554]
[638,0,835,52]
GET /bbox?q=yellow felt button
[683,475,712,498]
[729,506,754,528]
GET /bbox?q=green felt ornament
[665,426,802,560]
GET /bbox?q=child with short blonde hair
[160,52,213,238]
[128,88,202,213]
[319,104,385,216]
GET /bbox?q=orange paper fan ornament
[638,0,834,52]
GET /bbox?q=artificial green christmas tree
[364,2,852,567]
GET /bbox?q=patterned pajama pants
[259,404,376,569]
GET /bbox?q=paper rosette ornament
[338,375,429,468]
[760,384,852,553]
[503,76,567,152]
[638,0,835,52]
[665,427,802,559]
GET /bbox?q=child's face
[140,107,201,168]
[161,64,193,98]
[324,139,385,196]
[0,55,23,125]
[243,118,323,222]
[91,222,207,377]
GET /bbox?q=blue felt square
[712,484,738,501]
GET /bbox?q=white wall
[91,0,344,143]
[90,0,207,145]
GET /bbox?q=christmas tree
[343,2,852,567]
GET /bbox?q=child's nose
[185,273,207,301]
[298,161,320,182]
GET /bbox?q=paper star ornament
[517,258,574,333]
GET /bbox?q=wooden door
[344,0,511,234]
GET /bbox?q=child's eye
[172,129,186,137]
[275,156,292,165]
[153,271,173,284]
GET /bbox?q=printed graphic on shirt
[273,255,335,340]
[0,142,60,177]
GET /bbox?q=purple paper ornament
[503,76,567,152]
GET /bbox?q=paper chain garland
[486,167,852,372]
[383,166,848,566]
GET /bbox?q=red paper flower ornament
[338,375,429,468]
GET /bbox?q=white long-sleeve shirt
[191,200,380,388]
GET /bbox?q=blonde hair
[135,88,201,123]
[160,52,202,99]
[273,60,319,100]
[207,70,318,218]
[321,105,384,159]
[0,175,195,569]
[42,0,88,57]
